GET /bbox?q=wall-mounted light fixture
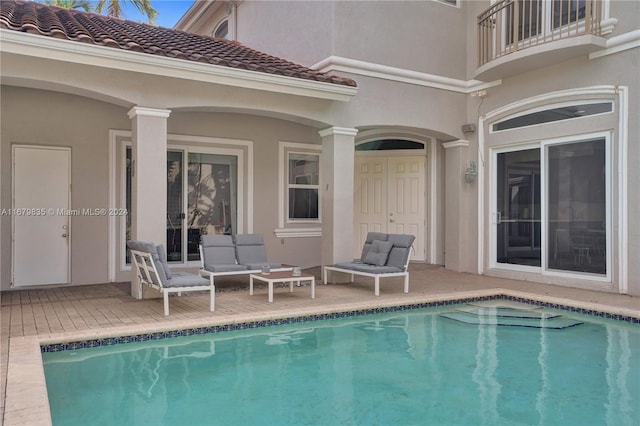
[464,161,477,183]
[461,123,476,133]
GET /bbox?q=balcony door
[506,0,588,45]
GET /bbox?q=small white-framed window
[435,0,459,7]
[276,142,322,238]
[287,152,320,222]
[213,19,229,39]
[491,101,613,133]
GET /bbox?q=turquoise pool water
[42,302,640,426]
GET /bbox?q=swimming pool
[42,300,639,426]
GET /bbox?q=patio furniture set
[127,232,415,316]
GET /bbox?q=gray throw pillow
[363,240,394,266]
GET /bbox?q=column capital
[318,126,359,138]
[442,139,470,149]
[127,106,171,119]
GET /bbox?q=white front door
[354,156,388,239]
[354,155,426,261]
[388,156,425,260]
[12,145,71,286]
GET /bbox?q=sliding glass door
[125,146,239,265]
[167,151,184,261]
[493,134,609,278]
[546,138,607,274]
[496,148,541,267]
[185,152,237,261]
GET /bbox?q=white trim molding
[617,86,629,294]
[1,30,357,102]
[312,56,501,94]
[589,29,640,60]
[442,140,470,149]
[274,228,322,238]
[318,126,359,138]
[127,107,171,119]
[484,85,621,121]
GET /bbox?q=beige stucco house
[1,0,638,297]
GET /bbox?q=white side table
[249,271,315,303]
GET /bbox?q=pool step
[456,306,561,319]
[440,306,583,329]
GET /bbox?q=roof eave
[173,0,216,31]
[0,29,357,102]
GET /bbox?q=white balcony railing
[478,0,603,67]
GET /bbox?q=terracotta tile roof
[0,0,356,87]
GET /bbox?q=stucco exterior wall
[331,1,468,79]
[1,87,130,289]
[328,73,467,139]
[235,1,334,68]
[235,0,468,79]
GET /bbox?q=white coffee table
[249,271,315,303]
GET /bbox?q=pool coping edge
[5,288,639,426]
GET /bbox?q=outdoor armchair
[323,232,415,296]
[127,240,215,316]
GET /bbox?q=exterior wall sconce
[464,161,477,183]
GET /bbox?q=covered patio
[2,265,638,425]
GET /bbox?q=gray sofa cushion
[360,232,389,260]
[337,262,402,274]
[204,263,248,273]
[201,235,238,266]
[334,262,359,270]
[154,244,173,279]
[243,262,283,270]
[234,234,282,268]
[351,264,403,274]
[233,234,264,246]
[164,272,210,288]
[363,240,393,266]
[126,240,169,286]
[386,234,416,270]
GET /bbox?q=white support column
[128,106,171,299]
[319,127,358,271]
[442,140,473,273]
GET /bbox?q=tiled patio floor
[2,264,639,425]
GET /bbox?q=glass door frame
[167,143,244,268]
[490,143,541,274]
[489,131,612,282]
[540,131,611,282]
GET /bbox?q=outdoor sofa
[198,234,291,285]
[323,232,415,296]
[127,240,215,316]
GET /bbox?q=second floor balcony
[475,0,608,80]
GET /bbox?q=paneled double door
[354,155,426,261]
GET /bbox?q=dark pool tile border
[40,294,639,353]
